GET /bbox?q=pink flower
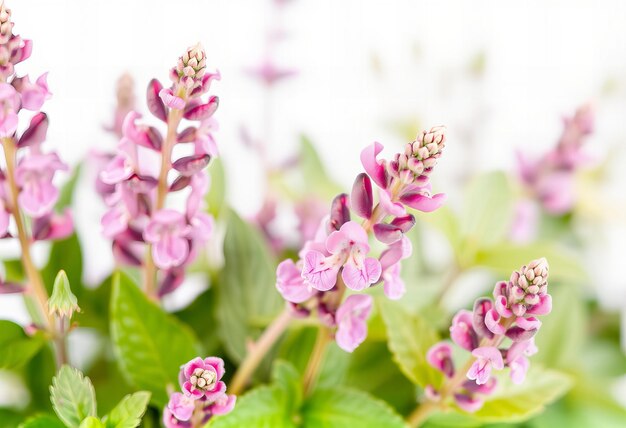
[303,221,381,292]
[0,83,18,136]
[163,408,192,428]
[449,310,478,351]
[360,142,388,190]
[454,393,484,412]
[335,294,372,352]
[181,357,227,401]
[378,236,412,300]
[427,342,455,378]
[467,346,504,385]
[18,73,51,111]
[207,393,236,416]
[167,392,195,421]
[506,339,537,384]
[32,209,73,241]
[15,152,68,217]
[159,88,185,110]
[276,259,316,303]
[144,209,191,269]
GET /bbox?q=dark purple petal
[472,298,495,339]
[329,193,350,231]
[17,112,48,148]
[112,240,143,266]
[177,126,197,143]
[351,173,373,219]
[0,282,24,294]
[390,214,415,233]
[183,96,219,121]
[146,78,168,121]
[159,268,185,297]
[172,155,211,177]
[144,126,163,151]
[170,175,192,192]
[505,326,537,342]
[373,223,402,244]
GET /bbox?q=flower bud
[174,43,207,90]
[48,270,80,319]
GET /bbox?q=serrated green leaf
[103,391,150,428]
[473,242,586,283]
[109,271,201,407]
[0,320,45,369]
[18,414,65,428]
[50,365,97,428]
[272,360,303,415]
[216,210,283,362]
[301,387,407,428]
[79,417,105,428]
[378,299,442,388]
[468,367,573,423]
[459,171,514,264]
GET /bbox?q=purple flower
[207,393,237,416]
[467,346,504,385]
[427,342,455,378]
[167,392,195,421]
[144,209,191,269]
[302,221,381,292]
[378,236,412,300]
[15,73,51,111]
[449,310,479,351]
[15,152,68,217]
[276,259,316,304]
[181,357,226,401]
[163,408,192,428]
[506,339,538,384]
[335,294,372,352]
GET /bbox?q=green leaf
[56,163,82,210]
[468,367,573,423]
[18,414,65,428]
[459,171,514,263]
[206,158,226,218]
[103,391,151,428]
[50,365,97,428]
[271,360,303,415]
[299,136,342,199]
[473,242,586,283]
[48,270,80,319]
[301,387,406,428]
[216,210,283,362]
[110,271,201,407]
[79,417,105,428]
[378,299,442,388]
[0,319,45,369]
[42,234,84,296]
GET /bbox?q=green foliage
[109,271,201,406]
[378,299,443,388]
[216,210,283,362]
[79,417,105,428]
[18,414,65,428]
[102,391,151,428]
[0,320,45,369]
[209,361,406,428]
[466,367,573,423]
[50,365,97,428]
[206,158,226,218]
[298,136,343,199]
[56,163,82,211]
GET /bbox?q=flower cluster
[99,44,220,296]
[164,357,236,427]
[517,104,594,215]
[426,258,551,412]
[0,0,72,248]
[276,127,447,352]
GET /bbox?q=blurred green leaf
[216,210,283,362]
[2,408,25,428]
[79,417,105,428]
[0,320,45,369]
[206,158,226,218]
[102,391,150,428]
[467,367,573,423]
[473,242,586,283]
[272,361,303,416]
[18,414,65,428]
[379,299,442,388]
[50,365,97,428]
[301,387,406,428]
[109,271,201,407]
[299,136,342,199]
[56,163,82,211]
[534,284,587,369]
[42,234,84,296]
[459,171,514,264]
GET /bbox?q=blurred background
[1,0,626,423]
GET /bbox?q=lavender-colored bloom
[450,310,479,351]
[467,346,504,385]
[335,294,372,352]
[276,259,316,303]
[15,152,68,217]
[167,392,195,421]
[181,357,226,401]
[144,209,191,270]
[427,342,455,378]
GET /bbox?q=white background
[0,0,625,319]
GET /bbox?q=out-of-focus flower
[335,294,372,352]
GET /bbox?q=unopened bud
[48,270,79,319]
